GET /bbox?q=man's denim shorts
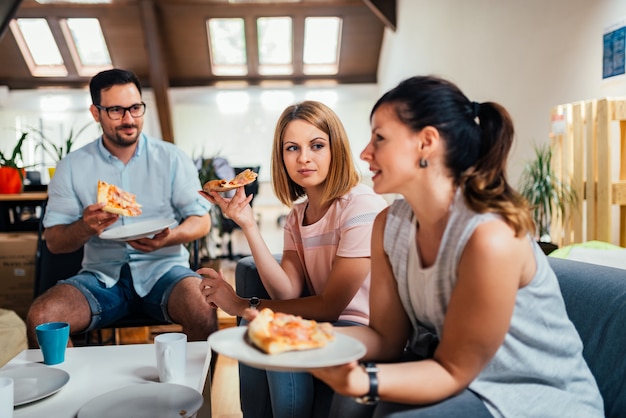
[58,264,201,332]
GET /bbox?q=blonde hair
[271,100,360,207]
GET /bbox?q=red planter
[0,166,24,194]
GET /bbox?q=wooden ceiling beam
[139,0,174,143]
[363,0,396,31]
[0,0,23,43]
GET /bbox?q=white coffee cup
[0,376,13,418]
[154,332,187,383]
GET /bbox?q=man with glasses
[26,68,218,347]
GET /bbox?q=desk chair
[33,201,200,345]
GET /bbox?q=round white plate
[77,383,203,418]
[209,326,367,371]
[100,218,176,241]
[0,364,70,406]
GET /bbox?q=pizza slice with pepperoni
[202,168,258,193]
[247,308,335,355]
[97,180,142,216]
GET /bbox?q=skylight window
[207,18,248,76]
[10,18,67,77]
[61,18,112,76]
[205,13,344,81]
[257,17,293,76]
[303,17,341,75]
[61,18,112,77]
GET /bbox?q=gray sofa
[235,255,626,417]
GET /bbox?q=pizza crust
[247,308,334,355]
[202,169,258,193]
[97,180,142,216]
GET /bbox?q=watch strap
[355,362,379,405]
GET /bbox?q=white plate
[209,326,367,371]
[77,383,203,418]
[0,364,70,406]
[99,218,176,241]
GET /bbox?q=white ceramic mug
[0,376,13,418]
[154,332,187,383]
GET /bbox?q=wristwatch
[248,296,261,310]
[353,362,379,405]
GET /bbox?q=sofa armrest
[235,255,282,324]
[548,257,626,418]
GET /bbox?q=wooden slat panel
[612,99,626,120]
[613,181,626,205]
[613,119,626,247]
[570,102,584,244]
[585,100,597,241]
[549,105,566,245]
[555,98,626,246]
[595,99,612,242]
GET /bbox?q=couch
[235,255,626,417]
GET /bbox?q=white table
[1,342,212,418]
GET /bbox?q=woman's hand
[310,361,370,397]
[199,187,256,229]
[242,307,260,322]
[198,267,247,316]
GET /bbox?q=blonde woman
[199,100,388,418]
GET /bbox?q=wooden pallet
[550,98,626,247]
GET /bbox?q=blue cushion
[549,257,626,418]
[235,255,273,300]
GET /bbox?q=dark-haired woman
[311,76,603,418]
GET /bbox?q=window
[12,8,347,82]
[303,17,341,75]
[205,14,343,79]
[257,17,293,76]
[10,18,67,77]
[10,16,111,78]
[62,18,112,76]
[207,18,248,76]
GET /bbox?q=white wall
[169,84,379,183]
[378,0,626,183]
[374,0,626,245]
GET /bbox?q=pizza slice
[97,180,142,216]
[247,308,335,355]
[202,168,258,193]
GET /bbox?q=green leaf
[518,143,577,239]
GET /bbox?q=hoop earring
[419,158,428,168]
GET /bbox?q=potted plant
[0,131,29,194]
[34,122,92,178]
[518,143,577,254]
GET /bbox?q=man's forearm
[168,213,211,245]
[44,220,93,254]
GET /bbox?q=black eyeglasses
[95,102,146,120]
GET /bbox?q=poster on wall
[603,19,625,79]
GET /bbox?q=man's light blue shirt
[44,133,211,297]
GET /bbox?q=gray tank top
[383,191,603,418]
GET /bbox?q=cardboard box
[0,233,38,320]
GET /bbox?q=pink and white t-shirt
[283,183,388,324]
